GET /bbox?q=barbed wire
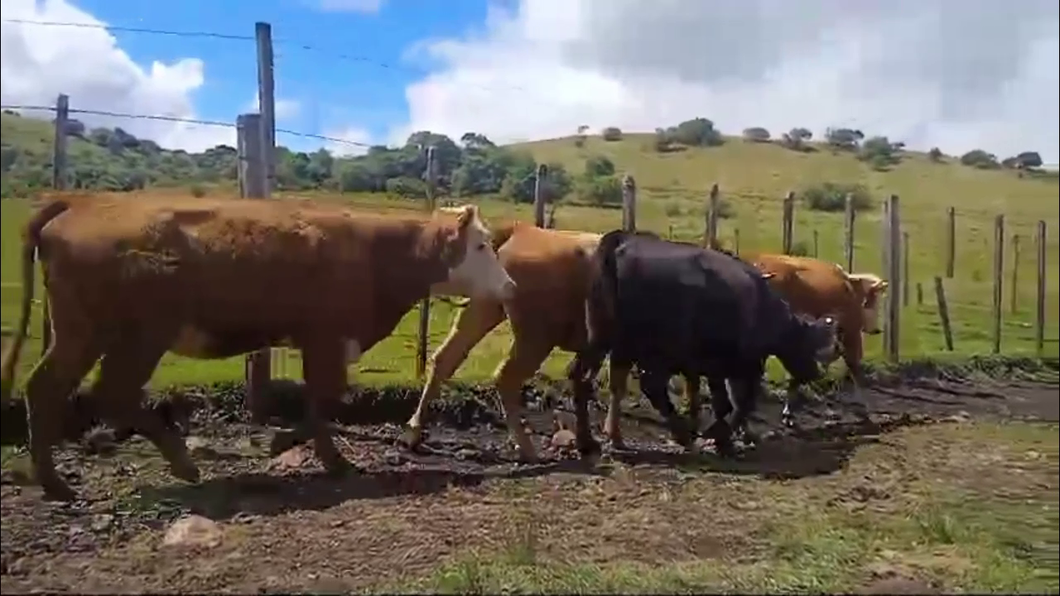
[1,18,536,94]
[1,104,372,148]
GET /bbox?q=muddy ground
[1,366,1058,594]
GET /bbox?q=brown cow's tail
[0,200,70,403]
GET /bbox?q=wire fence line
[2,20,1054,404]
[1,104,373,149]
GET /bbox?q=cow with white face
[848,273,889,336]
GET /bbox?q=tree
[742,127,771,143]
[959,149,999,169]
[601,127,623,142]
[1002,151,1043,170]
[668,118,724,147]
[780,127,813,151]
[825,127,864,151]
[858,136,901,170]
[927,147,944,163]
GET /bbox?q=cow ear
[456,204,478,230]
[873,280,889,292]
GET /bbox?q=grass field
[1,134,1058,392]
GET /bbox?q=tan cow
[747,253,889,383]
[0,193,515,500]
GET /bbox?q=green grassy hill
[2,116,1057,391]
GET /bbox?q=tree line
[0,110,1050,204]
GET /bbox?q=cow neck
[376,215,457,309]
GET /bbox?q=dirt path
[2,376,1057,594]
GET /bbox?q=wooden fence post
[705,183,719,248]
[991,214,1004,354]
[843,193,856,272]
[812,230,819,258]
[622,175,637,231]
[916,282,923,306]
[533,164,548,227]
[1010,234,1020,314]
[237,113,271,422]
[902,231,910,307]
[733,228,740,256]
[41,93,69,356]
[415,147,437,379]
[781,191,794,254]
[255,22,285,380]
[1035,221,1047,357]
[884,195,901,362]
[945,206,955,278]
[934,277,954,351]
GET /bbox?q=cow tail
[1,200,70,402]
[584,229,628,354]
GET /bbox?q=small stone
[549,429,577,450]
[455,448,479,461]
[269,445,314,472]
[162,515,222,549]
[383,450,406,466]
[185,436,217,456]
[91,513,114,532]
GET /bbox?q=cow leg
[23,335,102,501]
[839,326,871,420]
[300,339,350,474]
[728,367,766,452]
[702,375,736,455]
[640,369,696,452]
[566,348,608,457]
[92,335,199,483]
[494,337,553,463]
[603,360,631,449]
[684,374,703,435]
[404,299,505,449]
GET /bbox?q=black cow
[566,229,839,456]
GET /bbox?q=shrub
[576,175,623,206]
[189,184,207,198]
[800,181,873,213]
[742,127,771,143]
[927,147,944,163]
[385,176,427,199]
[601,127,623,142]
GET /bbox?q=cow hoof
[606,438,627,452]
[322,459,354,477]
[171,462,202,484]
[41,481,78,503]
[399,426,425,451]
[577,437,602,458]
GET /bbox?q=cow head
[848,273,889,335]
[775,314,840,383]
[437,205,517,301]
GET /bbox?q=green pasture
[1,136,1057,392]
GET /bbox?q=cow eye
[477,242,487,252]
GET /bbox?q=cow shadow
[604,418,881,481]
[136,453,606,522]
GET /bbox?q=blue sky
[72,0,494,149]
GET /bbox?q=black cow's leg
[640,369,695,451]
[683,374,703,436]
[728,362,767,451]
[701,375,737,455]
[781,378,804,428]
[565,351,604,457]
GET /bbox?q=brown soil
[1,373,1057,594]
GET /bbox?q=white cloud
[242,93,302,121]
[394,0,1060,163]
[1,0,233,151]
[323,125,374,156]
[316,0,386,14]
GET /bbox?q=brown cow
[0,194,515,500]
